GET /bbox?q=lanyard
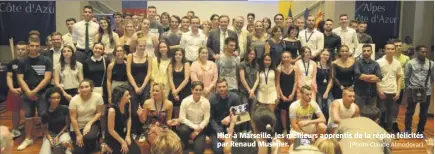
[305,30,314,43]
[319,62,328,81]
[154,100,164,121]
[303,61,310,76]
[264,68,270,85]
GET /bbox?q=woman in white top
[54,45,83,105]
[295,47,317,100]
[177,81,210,154]
[257,53,279,111]
[130,18,158,57]
[94,17,120,61]
[69,79,104,154]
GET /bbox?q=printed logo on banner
[0,1,56,45]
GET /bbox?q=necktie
[85,22,90,53]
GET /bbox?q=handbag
[93,57,106,96]
[410,62,431,103]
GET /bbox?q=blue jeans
[211,133,224,154]
[317,92,333,120]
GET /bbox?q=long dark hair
[171,48,186,68]
[111,84,130,106]
[244,48,258,67]
[156,41,171,69]
[41,87,64,123]
[259,53,275,72]
[98,17,115,49]
[60,45,77,71]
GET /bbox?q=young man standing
[328,88,359,132]
[354,44,382,110]
[289,85,327,137]
[161,15,183,50]
[323,19,341,59]
[404,45,434,136]
[356,21,373,44]
[391,40,409,133]
[113,12,124,37]
[6,41,28,138]
[43,32,64,68]
[298,15,324,57]
[72,5,99,62]
[376,43,403,133]
[62,18,76,51]
[207,15,239,61]
[180,16,207,63]
[16,37,53,150]
[147,6,163,37]
[217,37,240,92]
[208,79,240,154]
[332,14,359,55]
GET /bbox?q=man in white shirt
[376,43,403,133]
[328,88,359,132]
[289,85,327,137]
[298,15,324,57]
[62,18,76,52]
[180,16,207,62]
[332,14,359,55]
[72,5,99,58]
[231,16,248,59]
[180,16,190,33]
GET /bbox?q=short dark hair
[273,13,284,21]
[219,15,230,21]
[362,44,372,50]
[83,5,93,12]
[271,26,282,37]
[339,14,348,18]
[247,13,255,18]
[325,19,333,23]
[66,18,76,23]
[416,45,427,52]
[358,21,368,25]
[217,78,227,85]
[171,15,181,23]
[350,20,357,24]
[224,37,237,45]
[50,32,63,38]
[181,16,190,22]
[360,106,381,121]
[191,16,200,23]
[28,30,40,37]
[393,39,402,43]
[187,10,195,15]
[124,12,133,18]
[29,37,40,44]
[147,5,156,9]
[113,12,123,18]
[210,14,219,20]
[191,81,204,90]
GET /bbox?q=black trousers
[130,84,150,135]
[177,124,206,154]
[405,94,431,133]
[106,136,141,154]
[70,123,100,154]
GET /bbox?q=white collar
[91,56,103,62]
[50,45,64,53]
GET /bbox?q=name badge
[323,79,327,84]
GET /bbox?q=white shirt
[328,99,357,127]
[332,27,359,54]
[298,29,324,57]
[69,92,103,130]
[219,29,229,54]
[234,29,249,58]
[377,56,403,94]
[99,33,120,55]
[179,95,211,129]
[50,45,63,68]
[62,33,76,51]
[72,20,99,50]
[180,31,207,62]
[55,62,83,89]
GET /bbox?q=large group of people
[0,4,433,154]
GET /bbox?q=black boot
[392,122,401,133]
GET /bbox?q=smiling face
[49,92,61,109]
[320,50,330,62]
[191,84,203,98]
[281,52,291,64]
[152,84,164,101]
[274,15,284,26]
[199,48,208,61]
[263,55,272,67]
[254,21,264,33]
[79,81,92,96]
[115,46,125,60]
[174,50,183,62]
[92,43,104,57]
[158,42,168,57]
[247,50,256,62]
[100,19,109,30]
[191,18,200,31]
[141,19,151,31]
[219,16,229,30]
[51,34,62,49]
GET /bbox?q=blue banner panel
[0,1,56,45]
[355,1,401,50]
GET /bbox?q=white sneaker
[11,129,21,138]
[17,138,33,150]
[138,134,146,143]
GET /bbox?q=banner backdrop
[122,1,147,15]
[355,1,401,50]
[0,1,56,45]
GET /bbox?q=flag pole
[9,38,15,59]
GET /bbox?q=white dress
[257,69,278,104]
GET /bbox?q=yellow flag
[314,7,323,28]
[278,0,293,18]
